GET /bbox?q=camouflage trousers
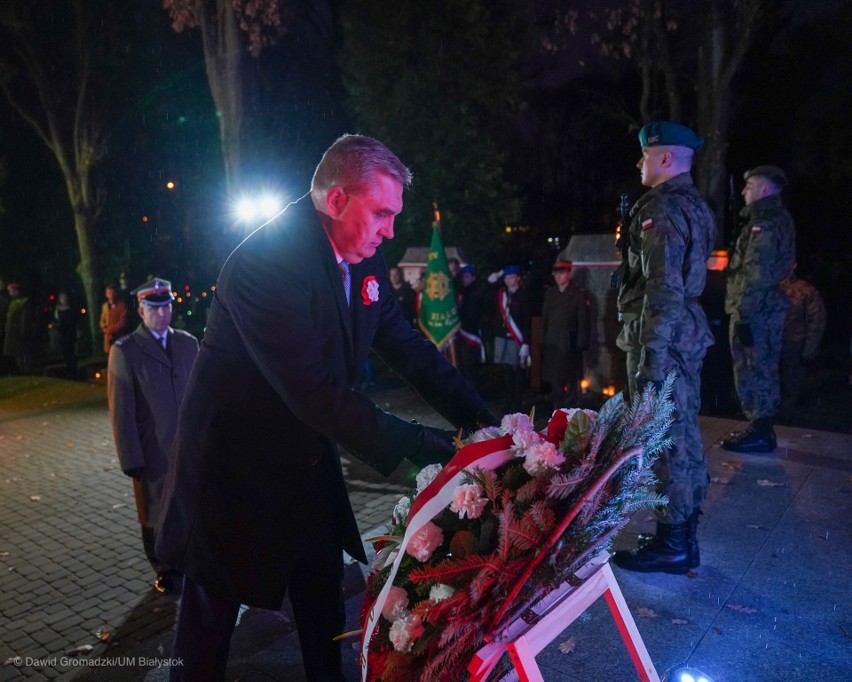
[729,309,786,420]
[626,348,708,525]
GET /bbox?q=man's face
[742,176,769,206]
[503,273,520,290]
[461,272,475,287]
[139,302,172,334]
[389,268,402,286]
[325,172,403,264]
[637,147,667,188]
[552,268,572,288]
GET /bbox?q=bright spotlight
[666,667,714,682]
[258,195,281,218]
[236,199,257,221]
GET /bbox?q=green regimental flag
[418,214,459,349]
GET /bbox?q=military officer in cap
[721,166,796,452]
[612,121,716,575]
[107,278,199,593]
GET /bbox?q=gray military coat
[108,325,199,527]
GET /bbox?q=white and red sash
[498,290,524,346]
[458,329,486,362]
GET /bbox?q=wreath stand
[467,552,660,682]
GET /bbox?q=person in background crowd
[488,264,531,414]
[155,134,496,681]
[54,291,79,379]
[108,278,199,595]
[455,264,490,388]
[721,166,796,453]
[540,258,591,409]
[3,282,34,374]
[777,265,826,424]
[388,265,416,328]
[99,283,130,354]
[611,121,715,575]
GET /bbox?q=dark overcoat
[156,197,489,609]
[108,325,200,527]
[540,282,591,382]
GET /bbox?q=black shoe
[612,521,691,574]
[721,420,777,453]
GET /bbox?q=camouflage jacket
[724,194,796,320]
[779,276,826,359]
[616,173,716,375]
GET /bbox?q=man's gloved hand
[474,410,500,430]
[734,321,754,347]
[409,425,457,468]
[124,466,145,480]
[486,269,504,284]
[519,344,531,368]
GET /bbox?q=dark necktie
[339,261,351,305]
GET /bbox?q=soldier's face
[139,302,172,334]
[637,148,666,188]
[742,177,768,206]
[325,172,403,264]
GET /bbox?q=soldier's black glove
[635,375,665,397]
[124,467,145,480]
[409,425,457,468]
[734,321,754,347]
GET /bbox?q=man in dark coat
[155,135,494,681]
[108,278,199,594]
[540,258,591,408]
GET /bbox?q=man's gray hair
[310,134,412,203]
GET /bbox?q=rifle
[610,193,632,289]
[726,173,743,251]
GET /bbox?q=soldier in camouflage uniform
[612,121,716,575]
[721,166,796,452]
[778,267,826,423]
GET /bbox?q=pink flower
[381,586,410,621]
[512,427,540,451]
[522,441,565,477]
[501,413,533,434]
[389,613,425,653]
[406,521,444,562]
[449,483,489,519]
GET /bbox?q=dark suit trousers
[169,472,346,681]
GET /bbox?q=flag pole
[433,201,459,368]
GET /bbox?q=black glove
[409,425,457,468]
[635,375,664,396]
[734,321,754,347]
[474,410,500,430]
[124,466,145,480]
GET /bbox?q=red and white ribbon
[360,435,515,680]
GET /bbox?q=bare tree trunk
[198,0,244,196]
[694,0,761,244]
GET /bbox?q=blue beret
[638,121,703,151]
[460,264,476,275]
[503,265,520,276]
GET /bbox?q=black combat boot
[612,521,691,574]
[720,417,777,453]
[685,508,701,569]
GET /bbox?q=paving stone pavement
[1,376,851,681]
